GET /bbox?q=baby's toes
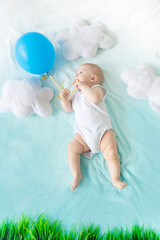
[113,180,128,189]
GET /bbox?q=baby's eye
[76,71,83,75]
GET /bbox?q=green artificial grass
[0,214,159,240]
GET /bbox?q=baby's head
[75,63,103,87]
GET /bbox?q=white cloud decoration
[55,19,113,60]
[0,78,53,118]
[121,65,160,112]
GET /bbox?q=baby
[60,63,128,191]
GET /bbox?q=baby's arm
[77,82,104,104]
[59,89,73,112]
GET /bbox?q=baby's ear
[90,75,98,82]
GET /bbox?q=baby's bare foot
[113,180,128,189]
[70,174,82,191]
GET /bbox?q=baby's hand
[59,88,70,100]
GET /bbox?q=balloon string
[43,72,78,97]
[70,87,78,96]
[47,72,61,91]
[69,80,76,88]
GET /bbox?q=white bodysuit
[72,84,113,159]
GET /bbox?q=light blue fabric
[0,0,160,234]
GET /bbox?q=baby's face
[74,65,95,87]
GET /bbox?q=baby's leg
[100,130,128,189]
[68,133,90,190]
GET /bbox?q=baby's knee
[68,139,83,154]
[102,146,118,160]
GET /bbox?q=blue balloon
[14,32,55,74]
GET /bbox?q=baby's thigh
[100,130,117,153]
[74,133,90,153]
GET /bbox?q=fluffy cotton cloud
[55,19,113,60]
[121,65,160,112]
[0,78,53,118]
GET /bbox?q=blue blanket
[0,0,160,233]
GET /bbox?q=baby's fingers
[60,89,67,95]
[64,88,70,94]
[60,88,70,99]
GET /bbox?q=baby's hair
[80,63,103,84]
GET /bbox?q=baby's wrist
[61,97,69,101]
